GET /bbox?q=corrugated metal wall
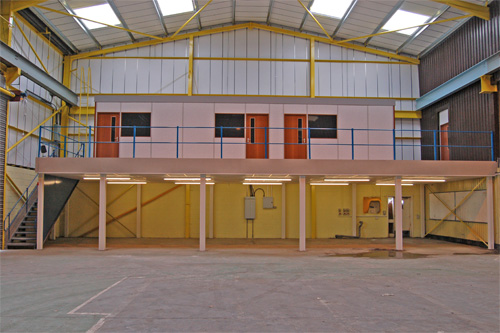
[0,75,7,249]
[421,82,497,160]
[420,0,499,161]
[419,0,500,95]
[72,29,420,112]
[7,19,63,168]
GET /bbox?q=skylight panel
[73,4,120,30]
[382,10,430,35]
[310,0,353,19]
[157,0,194,16]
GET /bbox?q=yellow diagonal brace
[6,173,26,202]
[297,0,334,42]
[13,17,49,73]
[68,116,94,132]
[338,14,472,44]
[6,106,62,154]
[425,180,488,246]
[431,0,490,20]
[35,5,163,40]
[170,0,213,38]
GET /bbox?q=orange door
[96,113,119,157]
[284,114,307,159]
[246,114,269,158]
[440,123,449,160]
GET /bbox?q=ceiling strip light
[324,179,370,182]
[164,177,212,181]
[106,177,131,181]
[402,179,446,182]
[108,182,147,185]
[376,183,414,186]
[310,182,349,186]
[244,178,292,182]
[175,182,215,185]
[243,182,283,186]
[83,177,100,180]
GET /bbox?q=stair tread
[10,237,36,240]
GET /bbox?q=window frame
[214,113,245,138]
[308,114,338,139]
[120,112,152,137]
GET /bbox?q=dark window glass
[308,115,337,138]
[298,118,303,143]
[215,114,244,138]
[121,113,151,137]
[111,117,116,142]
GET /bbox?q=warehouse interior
[1,0,499,252]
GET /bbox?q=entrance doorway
[388,196,413,237]
[96,113,120,157]
[246,114,269,159]
[439,110,449,160]
[284,114,307,159]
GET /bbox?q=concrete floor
[1,239,499,332]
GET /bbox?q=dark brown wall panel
[419,0,500,95]
[421,82,498,161]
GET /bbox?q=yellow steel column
[311,184,317,239]
[185,185,191,238]
[60,56,73,154]
[188,36,194,96]
[310,38,315,98]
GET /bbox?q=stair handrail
[2,174,39,246]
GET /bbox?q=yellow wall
[424,178,491,245]
[65,181,424,240]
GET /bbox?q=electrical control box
[263,197,274,209]
[244,197,256,220]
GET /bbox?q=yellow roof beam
[1,1,45,14]
[337,14,472,45]
[431,0,490,20]
[70,22,419,65]
[297,0,334,42]
[395,110,422,119]
[35,5,163,41]
[170,0,213,38]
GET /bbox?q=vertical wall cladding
[421,82,497,161]
[7,18,64,168]
[419,0,500,95]
[72,29,419,111]
[1,75,7,246]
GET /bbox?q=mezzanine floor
[1,238,498,332]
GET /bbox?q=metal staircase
[5,186,38,249]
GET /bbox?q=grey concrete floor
[1,239,499,333]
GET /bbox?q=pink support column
[299,176,306,252]
[395,176,403,251]
[199,174,206,252]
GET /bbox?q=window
[310,0,354,19]
[382,10,430,35]
[308,115,337,139]
[121,113,151,137]
[215,114,244,138]
[73,4,120,30]
[157,0,194,16]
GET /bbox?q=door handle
[247,138,250,143]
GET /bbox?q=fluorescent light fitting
[175,182,215,185]
[164,177,212,181]
[108,182,147,185]
[310,182,349,186]
[106,177,131,181]
[73,4,120,30]
[402,179,446,182]
[376,183,414,186]
[311,0,353,19]
[157,0,194,17]
[382,9,430,35]
[244,178,292,182]
[324,179,370,182]
[243,182,282,186]
[83,177,100,180]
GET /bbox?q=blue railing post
[88,126,92,157]
[433,130,437,160]
[220,126,223,159]
[308,128,311,160]
[393,129,396,160]
[176,126,179,158]
[491,131,495,161]
[64,135,67,157]
[133,126,136,158]
[265,127,268,159]
[83,143,86,158]
[38,127,42,157]
[351,128,354,160]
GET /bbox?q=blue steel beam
[416,51,500,110]
[0,41,78,106]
